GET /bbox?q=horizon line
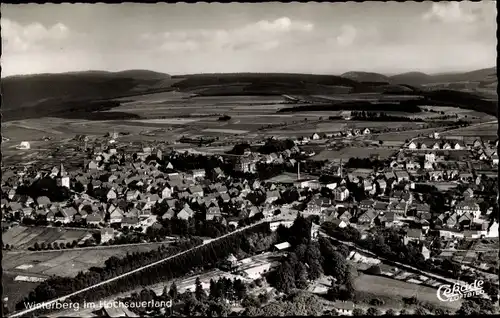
[2,66,497,79]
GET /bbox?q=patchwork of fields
[2,242,172,310]
[2,243,170,278]
[3,226,93,249]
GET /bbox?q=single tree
[366,307,381,316]
[195,277,205,301]
[414,306,427,315]
[169,282,178,301]
[385,308,396,315]
[352,308,365,316]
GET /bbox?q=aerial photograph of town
[1,1,498,317]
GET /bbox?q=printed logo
[437,280,485,302]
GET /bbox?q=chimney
[297,162,301,180]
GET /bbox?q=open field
[3,226,93,250]
[115,90,193,103]
[130,118,200,125]
[202,128,250,134]
[312,147,397,161]
[441,121,498,137]
[2,243,170,278]
[353,274,462,311]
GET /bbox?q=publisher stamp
[437,280,485,302]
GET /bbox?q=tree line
[350,111,424,122]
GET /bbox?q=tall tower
[297,162,301,180]
[338,159,343,178]
[60,162,66,177]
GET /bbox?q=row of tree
[350,111,424,122]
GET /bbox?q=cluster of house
[296,129,371,144]
[234,144,301,173]
[406,137,498,164]
[312,187,499,240]
[3,134,498,241]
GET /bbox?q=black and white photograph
[1,1,498,317]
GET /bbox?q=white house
[363,128,371,135]
[191,169,206,179]
[333,187,350,201]
[455,200,481,219]
[109,208,124,224]
[492,154,499,165]
[486,221,499,238]
[269,220,294,231]
[61,176,70,189]
[311,133,320,140]
[239,262,279,280]
[101,228,114,243]
[161,186,173,199]
[16,141,31,150]
[408,141,417,150]
[106,189,117,201]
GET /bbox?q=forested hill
[1,70,174,111]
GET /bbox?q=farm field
[2,226,94,250]
[441,121,498,137]
[2,242,169,278]
[353,274,462,311]
[312,147,397,161]
[130,118,201,125]
[202,128,249,135]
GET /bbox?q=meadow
[353,274,462,311]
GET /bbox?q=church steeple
[59,162,66,177]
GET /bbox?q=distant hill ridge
[340,71,391,84]
[1,67,496,121]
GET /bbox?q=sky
[1,2,497,77]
